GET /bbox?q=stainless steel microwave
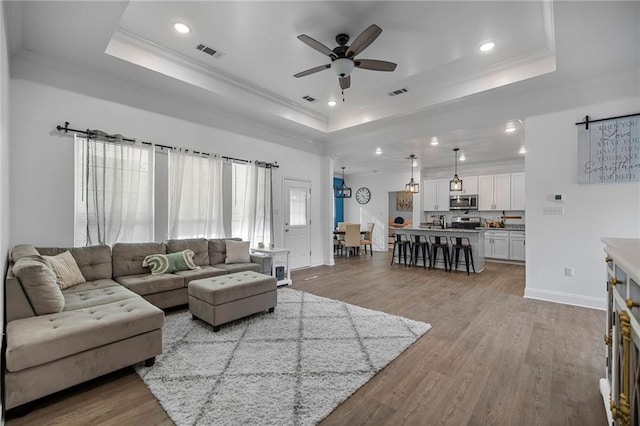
[449,194,478,210]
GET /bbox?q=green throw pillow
[143,249,200,275]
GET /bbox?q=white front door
[284,178,311,270]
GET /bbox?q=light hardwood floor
[6,252,607,425]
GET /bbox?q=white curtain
[168,149,225,239]
[74,133,154,246]
[231,162,272,247]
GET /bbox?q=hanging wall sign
[576,113,640,184]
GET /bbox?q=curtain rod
[55,121,279,168]
[575,113,639,130]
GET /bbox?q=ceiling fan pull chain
[342,90,345,103]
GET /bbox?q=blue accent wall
[333,177,344,228]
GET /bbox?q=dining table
[333,230,366,236]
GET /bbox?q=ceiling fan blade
[294,64,331,78]
[339,75,351,90]
[297,34,337,59]
[354,59,397,72]
[346,24,382,58]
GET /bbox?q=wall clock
[355,187,371,204]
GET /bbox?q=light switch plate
[543,206,564,215]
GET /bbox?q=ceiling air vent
[195,43,225,58]
[388,88,409,97]
[302,95,317,103]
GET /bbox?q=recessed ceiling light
[375,147,382,155]
[430,137,439,146]
[519,146,527,154]
[505,126,517,133]
[173,22,191,34]
[480,42,495,52]
[328,100,337,107]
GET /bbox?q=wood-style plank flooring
[6,252,607,425]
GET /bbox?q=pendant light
[450,148,463,191]
[334,166,352,198]
[405,154,419,193]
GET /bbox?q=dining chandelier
[450,148,463,191]
[405,154,419,193]
[334,166,352,198]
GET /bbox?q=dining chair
[341,223,362,257]
[360,222,375,255]
[336,222,346,242]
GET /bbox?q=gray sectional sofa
[4,238,268,410]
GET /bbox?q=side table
[251,247,292,286]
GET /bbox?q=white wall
[9,79,328,267]
[343,170,421,251]
[525,98,640,310]
[0,1,10,417]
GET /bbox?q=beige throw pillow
[225,240,251,264]
[13,256,65,315]
[43,250,86,290]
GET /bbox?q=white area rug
[136,288,431,425]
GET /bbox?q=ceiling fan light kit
[405,154,419,194]
[450,148,463,192]
[332,58,354,77]
[294,24,397,91]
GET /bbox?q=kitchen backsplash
[423,210,525,227]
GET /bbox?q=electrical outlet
[564,267,574,277]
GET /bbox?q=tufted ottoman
[188,271,277,331]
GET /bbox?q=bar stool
[429,235,451,272]
[410,234,431,269]
[449,236,476,275]
[391,233,411,266]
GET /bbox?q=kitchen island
[392,227,485,273]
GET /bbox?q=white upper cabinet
[451,176,478,196]
[510,172,525,210]
[478,174,513,211]
[494,174,511,210]
[423,179,450,211]
[478,175,495,210]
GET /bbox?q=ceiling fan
[294,24,397,90]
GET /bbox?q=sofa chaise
[4,238,269,410]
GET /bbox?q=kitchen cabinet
[509,231,526,261]
[478,174,511,211]
[484,230,509,259]
[450,175,478,196]
[511,172,525,210]
[423,179,450,211]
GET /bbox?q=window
[167,150,224,239]
[74,135,154,246]
[288,188,307,226]
[230,162,272,246]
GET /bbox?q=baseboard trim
[524,287,606,311]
